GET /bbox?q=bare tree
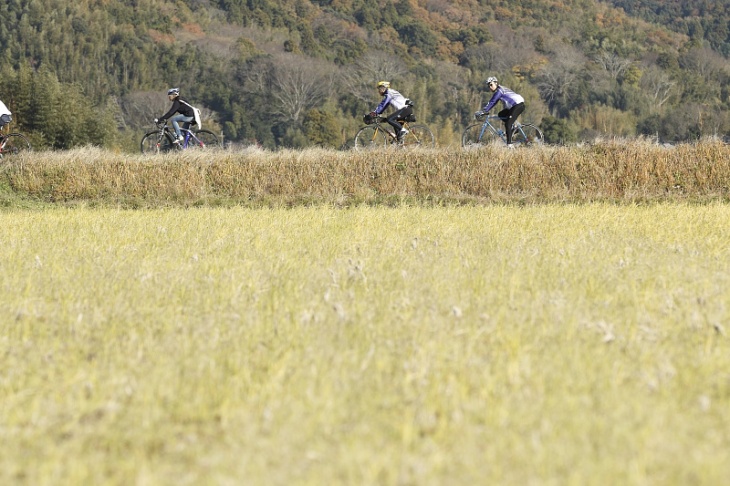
[640,66,675,109]
[680,46,725,81]
[342,51,408,103]
[460,42,513,73]
[271,54,333,121]
[245,53,334,122]
[535,45,586,116]
[595,51,633,81]
[119,91,166,129]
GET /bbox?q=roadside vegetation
[1,139,729,208]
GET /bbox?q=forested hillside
[0,0,728,151]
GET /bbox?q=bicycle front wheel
[354,126,388,150]
[0,133,31,157]
[189,129,220,149]
[141,131,175,154]
[462,123,498,148]
[401,124,435,148]
[512,124,544,146]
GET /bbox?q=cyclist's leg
[501,104,525,144]
[387,107,411,139]
[170,114,193,140]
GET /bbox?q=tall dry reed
[2,140,729,206]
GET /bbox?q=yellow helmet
[377,81,390,89]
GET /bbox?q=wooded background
[1,0,728,151]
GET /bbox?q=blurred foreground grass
[1,204,729,485]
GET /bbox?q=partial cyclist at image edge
[154,88,195,143]
[475,76,525,147]
[0,98,12,130]
[367,81,413,142]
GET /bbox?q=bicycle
[140,121,220,154]
[0,128,31,158]
[354,114,435,150]
[462,114,543,148]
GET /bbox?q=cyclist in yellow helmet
[367,81,413,141]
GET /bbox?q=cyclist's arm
[374,93,393,115]
[482,89,503,113]
[158,100,181,121]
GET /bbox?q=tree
[302,108,341,147]
[267,54,334,122]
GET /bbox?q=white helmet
[486,77,498,85]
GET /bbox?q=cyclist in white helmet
[475,76,525,147]
[367,81,413,142]
[154,88,195,144]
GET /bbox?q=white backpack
[180,100,202,129]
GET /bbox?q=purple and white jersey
[482,86,524,112]
[375,89,408,114]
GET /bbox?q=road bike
[140,121,220,154]
[462,114,543,148]
[354,114,435,150]
[0,129,31,158]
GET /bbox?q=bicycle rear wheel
[354,126,388,150]
[401,124,435,148]
[0,133,31,157]
[462,123,498,148]
[141,131,175,154]
[188,129,220,149]
[512,124,544,146]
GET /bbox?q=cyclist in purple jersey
[475,76,525,147]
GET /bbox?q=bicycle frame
[155,123,203,148]
[476,115,526,144]
[180,127,204,149]
[355,114,435,150]
[369,117,406,142]
[461,113,545,148]
[141,121,219,153]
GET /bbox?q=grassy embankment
[1,204,729,485]
[1,139,728,207]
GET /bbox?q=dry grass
[2,140,729,207]
[1,204,729,485]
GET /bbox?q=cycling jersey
[375,89,408,114]
[482,86,524,113]
[159,97,195,121]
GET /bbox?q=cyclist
[154,88,195,144]
[0,98,12,129]
[475,76,525,147]
[367,81,413,142]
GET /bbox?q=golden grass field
[1,144,729,484]
[2,204,729,485]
